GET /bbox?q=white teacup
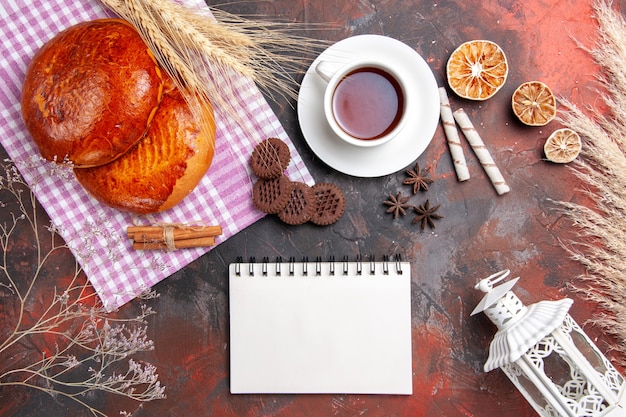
[315,59,409,147]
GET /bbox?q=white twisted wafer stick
[439,87,470,182]
[453,109,511,195]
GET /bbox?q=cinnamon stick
[132,236,216,250]
[128,225,222,242]
[127,224,222,250]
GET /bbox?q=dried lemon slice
[446,40,508,100]
[544,128,581,163]
[512,81,556,126]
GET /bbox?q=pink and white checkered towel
[0,0,313,311]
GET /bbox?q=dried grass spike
[554,0,626,363]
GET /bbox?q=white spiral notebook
[228,256,412,394]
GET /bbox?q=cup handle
[314,61,334,83]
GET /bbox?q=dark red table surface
[2,0,625,416]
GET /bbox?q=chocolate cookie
[249,137,291,179]
[252,175,293,214]
[310,182,346,225]
[278,181,317,225]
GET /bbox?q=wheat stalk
[555,0,626,363]
[99,0,329,133]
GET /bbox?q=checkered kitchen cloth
[0,0,314,311]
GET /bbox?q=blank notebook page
[228,260,412,394]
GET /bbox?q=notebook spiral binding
[233,254,405,277]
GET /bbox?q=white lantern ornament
[471,269,626,417]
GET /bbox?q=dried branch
[0,159,165,416]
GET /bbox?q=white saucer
[297,35,440,177]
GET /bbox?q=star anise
[412,199,443,230]
[403,163,433,194]
[383,192,412,219]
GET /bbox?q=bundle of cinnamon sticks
[127,224,222,250]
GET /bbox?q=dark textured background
[2,0,624,416]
